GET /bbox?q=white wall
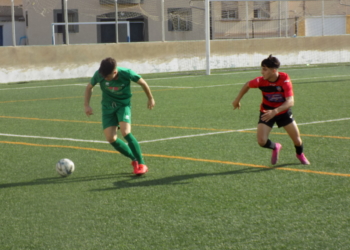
[306,16,346,36]
[0,36,349,83]
[0,21,26,46]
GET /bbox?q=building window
[221,2,238,20]
[253,1,270,19]
[54,9,79,33]
[168,8,192,31]
[100,0,143,4]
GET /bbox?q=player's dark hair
[98,57,117,77]
[261,55,280,69]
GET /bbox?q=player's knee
[121,131,129,137]
[257,139,267,147]
[294,138,302,147]
[106,135,117,143]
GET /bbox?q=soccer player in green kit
[84,57,155,175]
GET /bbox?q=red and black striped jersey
[248,72,293,115]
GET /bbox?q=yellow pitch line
[0,115,101,124]
[0,115,225,131]
[0,88,183,104]
[0,115,349,139]
[1,140,349,178]
[0,95,99,104]
[274,132,350,140]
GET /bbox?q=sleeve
[90,71,102,86]
[128,69,142,83]
[283,75,294,97]
[248,77,261,88]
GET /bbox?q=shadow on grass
[90,165,291,192]
[0,163,300,190]
[270,163,301,168]
[0,173,131,189]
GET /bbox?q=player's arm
[274,95,294,114]
[261,96,294,122]
[232,81,250,110]
[84,83,94,116]
[136,78,155,110]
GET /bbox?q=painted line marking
[137,117,350,143]
[138,128,255,143]
[0,118,349,144]
[2,115,350,135]
[0,95,96,104]
[0,71,349,104]
[0,88,181,104]
[0,116,101,124]
[242,130,350,140]
[0,115,237,131]
[0,134,108,144]
[0,83,85,91]
[0,73,349,91]
[1,140,349,178]
[10,114,348,133]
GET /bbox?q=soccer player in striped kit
[232,55,310,165]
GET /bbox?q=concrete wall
[0,35,350,83]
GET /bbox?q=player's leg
[104,126,136,161]
[102,109,136,162]
[257,122,273,147]
[283,121,310,165]
[118,106,148,175]
[257,123,282,165]
[120,121,144,164]
[257,112,282,165]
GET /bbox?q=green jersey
[90,67,141,108]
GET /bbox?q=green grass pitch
[0,64,349,249]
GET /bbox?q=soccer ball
[56,158,75,177]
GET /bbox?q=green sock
[110,138,135,161]
[124,133,145,164]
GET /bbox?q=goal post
[205,0,211,75]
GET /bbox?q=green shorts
[102,105,131,130]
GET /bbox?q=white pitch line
[0,133,107,144]
[141,86,193,88]
[145,66,344,80]
[138,128,257,143]
[145,83,245,89]
[297,117,350,126]
[292,75,350,81]
[138,118,350,144]
[0,118,349,145]
[0,83,84,91]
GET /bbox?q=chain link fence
[0,0,349,46]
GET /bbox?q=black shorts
[258,109,294,128]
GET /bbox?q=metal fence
[0,0,349,47]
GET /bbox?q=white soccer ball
[56,158,75,177]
